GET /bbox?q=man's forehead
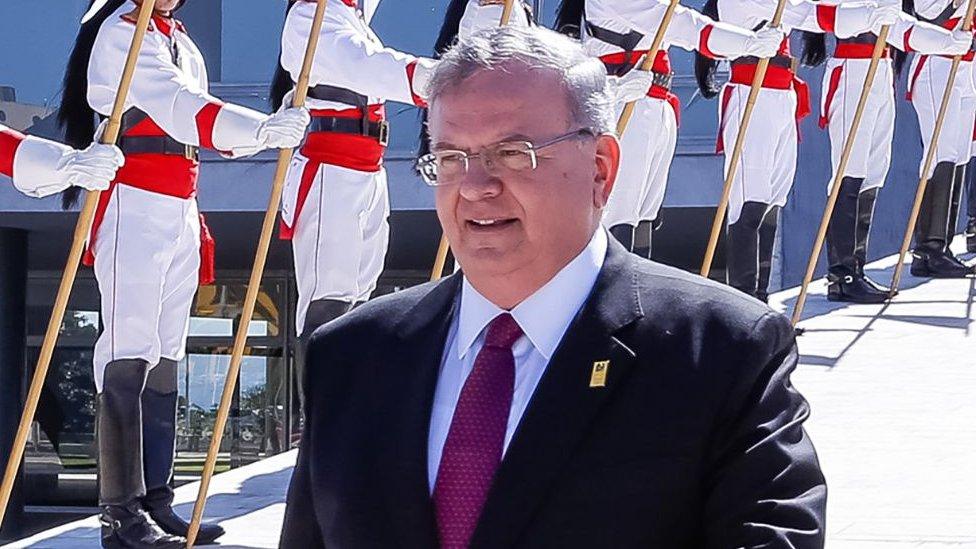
[429,65,572,145]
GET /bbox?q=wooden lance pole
[0,0,159,529]
[890,0,976,296]
[184,0,328,546]
[615,0,681,135]
[790,25,891,326]
[429,0,518,282]
[700,0,789,277]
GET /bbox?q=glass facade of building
[22,272,310,507]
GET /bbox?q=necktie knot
[484,313,522,350]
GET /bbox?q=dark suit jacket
[280,240,826,548]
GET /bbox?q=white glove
[257,107,310,150]
[60,142,124,193]
[946,29,974,56]
[743,27,785,57]
[411,58,437,101]
[869,3,901,33]
[608,70,654,104]
[835,2,898,37]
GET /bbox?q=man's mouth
[466,217,518,230]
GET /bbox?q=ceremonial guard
[59,1,309,547]
[816,5,969,301]
[906,0,976,276]
[555,0,783,256]
[1,124,122,198]
[695,0,897,300]
[271,0,436,410]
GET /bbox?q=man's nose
[457,160,503,201]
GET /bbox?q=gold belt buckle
[378,120,390,147]
[184,144,198,161]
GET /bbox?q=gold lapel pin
[589,360,610,388]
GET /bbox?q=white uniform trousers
[822,58,896,193]
[602,97,678,228]
[910,56,976,176]
[290,157,390,334]
[92,185,200,393]
[720,83,798,224]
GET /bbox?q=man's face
[428,63,619,285]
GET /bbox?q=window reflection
[24,275,292,506]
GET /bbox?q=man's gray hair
[426,25,615,135]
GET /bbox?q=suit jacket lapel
[471,241,645,549]
[377,274,461,549]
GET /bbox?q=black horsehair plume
[694,0,722,98]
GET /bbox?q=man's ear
[593,134,620,208]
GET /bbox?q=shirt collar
[457,228,608,361]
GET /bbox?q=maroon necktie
[433,313,522,549]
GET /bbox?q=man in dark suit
[280,24,826,549]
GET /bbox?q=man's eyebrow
[432,134,535,152]
[431,141,462,151]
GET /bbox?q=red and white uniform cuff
[0,126,25,179]
[207,102,269,156]
[816,5,837,33]
[9,135,74,197]
[699,25,721,59]
[406,60,430,108]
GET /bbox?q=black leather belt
[838,32,879,45]
[308,116,389,146]
[118,136,199,161]
[585,21,644,52]
[732,54,793,69]
[307,84,369,108]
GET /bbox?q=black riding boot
[853,187,895,295]
[141,359,224,544]
[98,360,183,549]
[826,178,889,303]
[942,163,971,267]
[726,202,768,299]
[967,157,976,252]
[912,162,975,277]
[755,206,780,303]
[967,216,976,254]
[608,223,636,252]
[295,299,355,414]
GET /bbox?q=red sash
[716,64,810,154]
[278,106,388,240]
[84,117,215,285]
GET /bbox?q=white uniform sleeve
[780,0,833,33]
[88,15,269,153]
[282,1,434,106]
[914,0,953,20]
[891,12,957,53]
[459,0,530,40]
[3,129,75,197]
[606,0,711,51]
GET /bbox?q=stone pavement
[5,450,294,548]
[775,241,976,548]
[6,244,975,548]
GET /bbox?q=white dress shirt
[427,228,608,492]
